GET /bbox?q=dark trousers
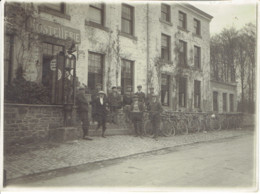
[79,111,89,137]
[110,106,118,123]
[97,114,107,134]
[131,112,143,136]
[150,113,161,138]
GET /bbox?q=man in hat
[94,91,109,138]
[130,95,145,137]
[146,87,155,108]
[135,85,146,103]
[76,86,92,140]
[123,85,133,122]
[108,86,122,124]
[147,94,163,141]
[91,83,102,124]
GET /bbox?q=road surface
[8,133,256,190]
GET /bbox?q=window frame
[229,94,234,112]
[4,34,14,85]
[161,4,171,22]
[179,40,187,66]
[223,93,227,112]
[121,59,134,95]
[194,80,201,108]
[121,4,134,36]
[89,3,105,26]
[213,91,219,112]
[39,3,70,20]
[194,45,201,68]
[193,18,201,36]
[178,11,187,30]
[161,34,171,61]
[178,77,187,107]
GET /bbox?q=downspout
[146,3,149,95]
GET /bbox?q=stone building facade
[4,2,214,112]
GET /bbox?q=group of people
[76,84,163,141]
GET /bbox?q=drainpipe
[146,3,149,95]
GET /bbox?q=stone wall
[4,103,64,146]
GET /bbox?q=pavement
[4,127,255,181]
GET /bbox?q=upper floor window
[179,77,187,107]
[161,74,170,106]
[89,3,105,25]
[121,59,134,95]
[161,34,171,61]
[179,40,187,66]
[121,4,134,35]
[194,80,201,108]
[194,18,201,35]
[45,3,65,14]
[161,4,170,22]
[229,94,234,112]
[178,11,187,29]
[194,46,201,68]
[223,93,227,112]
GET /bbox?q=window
[194,46,201,68]
[194,19,201,35]
[42,42,64,87]
[89,3,104,25]
[121,59,134,95]
[194,80,201,108]
[230,94,234,112]
[179,77,187,107]
[161,74,170,106]
[45,3,65,13]
[4,35,13,85]
[121,4,134,35]
[179,40,187,66]
[88,52,103,93]
[213,91,218,112]
[178,11,186,29]
[161,34,170,61]
[223,93,227,112]
[161,4,170,22]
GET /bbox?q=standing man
[94,91,109,138]
[91,83,102,124]
[108,86,121,124]
[76,87,92,140]
[130,95,145,137]
[135,85,146,103]
[147,95,163,141]
[123,85,133,123]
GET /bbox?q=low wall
[4,103,64,146]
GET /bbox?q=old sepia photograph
[1,0,258,192]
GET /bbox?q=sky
[191,1,257,35]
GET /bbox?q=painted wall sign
[50,59,57,71]
[28,18,81,43]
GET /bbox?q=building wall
[5,2,213,112]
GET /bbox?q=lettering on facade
[50,59,57,71]
[28,18,81,43]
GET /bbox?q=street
[8,133,256,190]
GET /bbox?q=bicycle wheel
[144,120,154,137]
[177,119,188,135]
[199,119,207,132]
[188,118,200,133]
[171,120,176,136]
[161,120,173,137]
[210,119,221,130]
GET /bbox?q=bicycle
[186,113,201,133]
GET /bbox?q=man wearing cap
[147,94,163,141]
[91,83,102,124]
[108,86,122,124]
[76,86,92,140]
[94,91,109,138]
[135,85,146,103]
[130,95,145,137]
[123,85,133,123]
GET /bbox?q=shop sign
[27,18,81,43]
[50,59,57,71]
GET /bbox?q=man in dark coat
[135,85,146,103]
[123,85,133,123]
[147,94,163,141]
[76,87,92,140]
[94,91,109,138]
[108,86,122,124]
[91,83,102,123]
[146,87,155,108]
[130,95,145,137]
